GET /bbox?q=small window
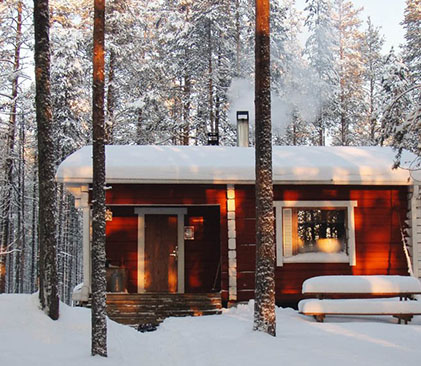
[275,201,357,266]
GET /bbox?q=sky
[295,0,407,52]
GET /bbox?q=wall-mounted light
[105,208,113,222]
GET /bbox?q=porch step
[106,292,222,327]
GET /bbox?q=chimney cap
[236,111,249,121]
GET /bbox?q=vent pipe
[236,111,249,147]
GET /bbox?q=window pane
[283,207,347,256]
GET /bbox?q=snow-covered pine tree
[254,0,276,337]
[91,0,107,357]
[109,0,174,145]
[50,2,92,162]
[277,108,312,145]
[34,0,59,320]
[304,0,337,145]
[105,0,145,144]
[49,0,91,304]
[269,0,288,96]
[379,47,418,155]
[273,0,316,145]
[331,0,364,146]
[358,17,385,144]
[402,0,421,80]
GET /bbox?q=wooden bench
[298,275,421,324]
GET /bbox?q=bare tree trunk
[34,0,59,320]
[254,0,276,337]
[369,75,376,143]
[183,74,191,145]
[105,49,115,144]
[15,116,26,293]
[208,20,214,135]
[30,164,38,293]
[68,198,77,302]
[57,184,64,299]
[136,108,143,144]
[91,0,107,357]
[235,0,241,75]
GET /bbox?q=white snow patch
[2,294,421,366]
[302,275,421,294]
[299,298,421,314]
[283,252,349,263]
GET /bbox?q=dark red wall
[103,183,409,305]
[105,184,228,299]
[235,185,410,304]
[105,207,138,293]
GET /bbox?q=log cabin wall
[102,183,410,306]
[104,184,228,301]
[235,184,410,305]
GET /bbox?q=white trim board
[410,185,420,278]
[274,200,358,267]
[134,207,188,294]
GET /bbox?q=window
[274,201,357,266]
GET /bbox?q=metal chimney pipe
[236,111,249,147]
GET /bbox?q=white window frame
[274,200,357,267]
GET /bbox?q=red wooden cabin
[57,145,421,312]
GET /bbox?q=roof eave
[56,177,415,186]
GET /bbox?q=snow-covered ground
[1,294,421,366]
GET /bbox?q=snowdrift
[1,294,421,366]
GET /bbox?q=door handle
[170,246,178,258]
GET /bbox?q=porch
[106,292,222,327]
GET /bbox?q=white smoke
[228,72,326,138]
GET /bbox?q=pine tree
[273,0,316,144]
[254,0,276,337]
[402,0,421,80]
[331,0,364,146]
[304,0,337,145]
[91,0,107,357]
[358,17,384,144]
[50,3,92,161]
[379,48,417,153]
[34,0,59,320]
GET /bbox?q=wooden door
[144,215,178,292]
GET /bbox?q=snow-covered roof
[55,145,420,186]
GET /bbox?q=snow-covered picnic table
[298,275,421,324]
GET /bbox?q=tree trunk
[57,184,64,299]
[208,20,214,135]
[34,0,59,320]
[15,116,26,293]
[30,164,38,293]
[235,0,241,75]
[254,0,276,337]
[183,74,191,145]
[105,49,116,144]
[91,0,107,357]
[136,108,143,144]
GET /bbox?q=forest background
[0,0,420,303]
